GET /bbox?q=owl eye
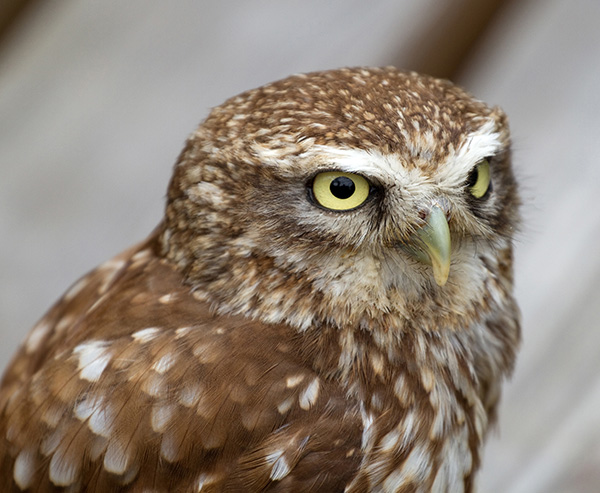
[311,171,371,211]
[466,159,492,199]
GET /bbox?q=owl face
[162,67,519,329]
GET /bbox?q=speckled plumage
[0,67,520,492]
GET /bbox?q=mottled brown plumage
[0,67,520,492]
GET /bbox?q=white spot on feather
[194,182,226,206]
[271,455,291,481]
[55,314,75,333]
[5,423,18,443]
[130,248,151,263]
[130,292,153,304]
[159,293,178,304]
[371,392,384,411]
[86,293,110,315]
[141,372,165,397]
[398,409,418,450]
[73,340,112,382]
[13,449,36,489]
[161,432,180,462]
[175,326,192,339]
[360,403,376,452]
[277,397,294,414]
[420,367,435,393]
[193,342,220,364]
[428,380,455,440]
[49,449,79,486]
[98,258,126,272]
[179,383,203,408]
[370,351,385,375]
[132,327,160,343]
[90,405,115,438]
[196,473,219,491]
[25,320,51,354]
[379,428,401,453]
[298,378,320,410]
[152,353,176,374]
[266,450,291,481]
[104,440,131,475]
[63,276,90,301]
[383,443,430,492]
[75,395,115,437]
[74,394,99,421]
[97,259,126,293]
[151,404,175,433]
[285,374,305,388]
[394,374,413,406]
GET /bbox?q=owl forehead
[202,67,495,161]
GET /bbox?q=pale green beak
[407,205,451,286]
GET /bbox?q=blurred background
[1,0,599,491]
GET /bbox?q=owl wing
[0,235,362,492]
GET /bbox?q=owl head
[160,67,519,330]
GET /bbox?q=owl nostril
[417,198,452,224]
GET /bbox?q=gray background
[1,1,599,491]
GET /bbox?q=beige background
[1,1,599,491]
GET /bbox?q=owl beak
[408,204,452,287]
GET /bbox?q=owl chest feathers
[303,318,486,493]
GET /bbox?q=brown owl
[0,67,520,492]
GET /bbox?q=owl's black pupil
[466,167,479,188]
[330,176,355,199]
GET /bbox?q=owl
[0,67,520,492]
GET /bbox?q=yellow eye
[311,171,371,211]
[467,159,491,199]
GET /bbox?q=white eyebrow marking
[439,118,503,186]
[299,118,503,191]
